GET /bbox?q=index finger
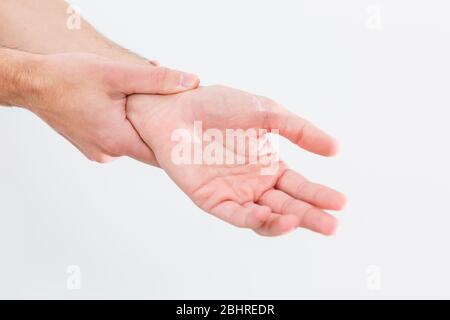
[258,96,340,156]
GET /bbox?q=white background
[1,0,450,299]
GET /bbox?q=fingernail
[180,73,199,88]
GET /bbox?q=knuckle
[89,152,115,164]
[96,155,114,164]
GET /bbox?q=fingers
[258,189,338,236]
[210,200,298,236]
[115,64,199,95]
[210,201,271,229]
[244,203,273,229]
[119,122,160,167]
[276,169,347,210]
[272,111,338,156]
[254,214,299,237]
[257,96,339,156]
[96,121,160,166]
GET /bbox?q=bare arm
[0,1,199,166]
[0,47,41,107]
[0,48,198,165]
[0,0,148,65]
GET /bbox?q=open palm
[127,86,346,236]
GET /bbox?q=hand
[126,86,346,236]
[26,52,199,165]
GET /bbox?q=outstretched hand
[127,86,346,236]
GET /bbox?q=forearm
[0,47,43,108]
[0,0,147,65]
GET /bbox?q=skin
[0,0,199,165]
[0,1,346,237]
[0,49,199,165]
[0,0,148,64]
[127,86,347,236]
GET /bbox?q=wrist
[0,49,47,109]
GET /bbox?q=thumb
[117,64,199,95]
